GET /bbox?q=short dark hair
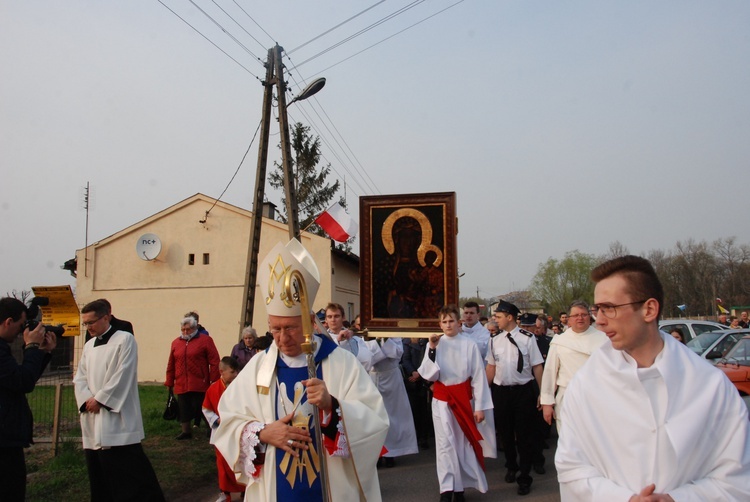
[559,312,568,317]
[463,301,480,313]
[95,298,113,314]
[82,299,110,317]
[325,303,345,317]
[220,356,239,371]
[591,255,664,318]
[439,304,460,320]
[568,300,590,313]
[0,297,26,323]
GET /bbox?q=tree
[5,289,32,303]
[530,250,598,316]
[269,122,348,242]
[600,241,630,261]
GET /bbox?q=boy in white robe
[419,305,495,502]
[556,255,750,501]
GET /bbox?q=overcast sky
[2,1,749,301]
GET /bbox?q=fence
[30,372,82,455]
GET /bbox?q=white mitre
[258,238,320,317]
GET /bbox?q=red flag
[314,202,358,242]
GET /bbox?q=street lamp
[288,77,326,107]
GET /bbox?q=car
[686,329,748,364]
[658,319,727,343]
[715,334,750,413]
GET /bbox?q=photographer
[0,297,56,501]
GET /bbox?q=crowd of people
[2,249,749,501]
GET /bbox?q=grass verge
[26,384,218,501]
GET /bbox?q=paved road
[379,436,561,502]
[188,435,562,502]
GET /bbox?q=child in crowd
[418,305,495,502]
[202,357,245,502]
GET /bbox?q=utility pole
[239,48,275,329]
[240,44,323,328]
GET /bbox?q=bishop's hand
[303,378,332,412]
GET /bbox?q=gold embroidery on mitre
[266,254,292,306]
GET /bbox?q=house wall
[74,195,341,382]
[331,255,361,322]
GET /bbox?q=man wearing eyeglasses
[540,301,606,433]
[556,256,750,501]
[214,239,388,502]
[73,299,164,501]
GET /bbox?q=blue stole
[275,337,336,501]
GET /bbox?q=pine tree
[269,122,348,239]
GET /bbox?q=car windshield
[723,337,750,367]
[692,323,724,336]
[687,332,722,353]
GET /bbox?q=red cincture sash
[432,379,485,470]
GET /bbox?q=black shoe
[517,483,531,496]
[533,462,545,475]
[504,469,517,483]
[439,492,453,502]
[453,492,465,502]
[175,432,192,440]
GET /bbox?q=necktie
[506,334,523,373]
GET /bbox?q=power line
[208,0,269,53]
[289,0,427,70]
[156,0,262,79]
[287,0,387,55]
[231,0,276,46]
[187,0,263,63]
[285,108,364,197]
[306,0,465,77]
[201,118,264,222]
[292,100,377,195]
[284,66,379,195]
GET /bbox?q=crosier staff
[285,270,332,502]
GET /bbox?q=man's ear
[642,298,660,323]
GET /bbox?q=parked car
[658,319,727,343]
[686,329,748,364]
[715,334,750,413]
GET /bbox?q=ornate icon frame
[360,192,458,333]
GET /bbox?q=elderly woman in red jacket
[165,316,220,440]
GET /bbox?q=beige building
[73,193,360,382]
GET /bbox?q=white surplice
[73,330,145,449]
[418,334,496,494]
[539,325,607,430]
[366,338,418,457]
[556,332,750,501]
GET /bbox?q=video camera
[25,297,65,337]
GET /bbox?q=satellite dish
[136,233,162,261]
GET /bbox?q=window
[188,254,195,265]
[203,253,210,265]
